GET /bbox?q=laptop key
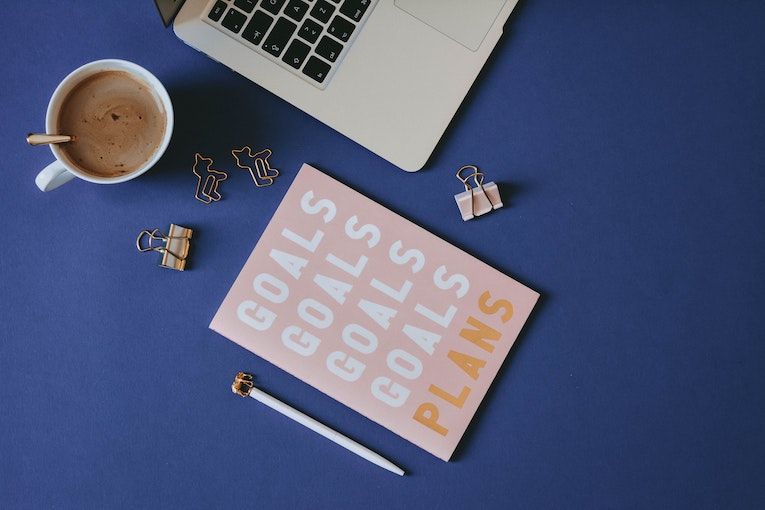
[310,0,335,23]
[242,10,274,45]
[284,0,310,22]
[298,18,323,43]
[339,0,370,22]
[327,15,354,42]
[282,40,311,69]
[302,56,331,83]
[234,0,257,13]
[315,35,342,62]
[260,0,286,15]
[262,17,297,57]
[221,8,248,33]
[208,0,227,22]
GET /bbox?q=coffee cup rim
[46,59,174,184]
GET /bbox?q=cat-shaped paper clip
[231,146,279,187]
[192,153,228,204]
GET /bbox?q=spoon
[26,133,75,146]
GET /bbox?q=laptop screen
[155,0,184,27]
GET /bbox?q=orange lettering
[429,384,470,409]
[459,316,501,353]
[413,403,448,436]
[478,291,513,323]
[447,350,486,380]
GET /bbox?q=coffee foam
[56,70,166,178]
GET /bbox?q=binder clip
[136,224,193,271]
[454,165,503,221]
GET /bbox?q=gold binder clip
[136,224,193,271]
[232,372,254,397]
[454,165,503,221]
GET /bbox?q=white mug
[35,59,174,192]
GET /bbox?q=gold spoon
[26,133,75,146]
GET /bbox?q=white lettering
[281,325,320,356]
[253,273,289,304]
[237,300,276,331]
[358,299,397,330]
[326,252,368,278]
[371,377,410,408]
[389,240,425,273]
[433,265,469,298]
[313,273,353,305]
[342,323,378,354]
[403,324,442,355]
[300,190,336,223]
[282,228,324,253]
[298,298,334,329]
[370,278,412,303]
[415,303,457,328]
[326,351,365,382]
[269,249,308,280]
[345,216,380,248]
[387,349,423,380]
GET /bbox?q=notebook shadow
[448,289,550,463]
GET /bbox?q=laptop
[156,0,518,171]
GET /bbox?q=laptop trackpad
[395,0,508,51]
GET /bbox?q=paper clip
[136,224,193,271]
[231,146,279,187]
[192,153,227,204]
[454,165,503,221]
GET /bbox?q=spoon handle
[26,133,73,146]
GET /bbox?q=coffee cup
[35,59,173,192]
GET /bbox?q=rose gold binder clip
[454,165,503,221]
[231,146,279,187]
[136,224,193,271]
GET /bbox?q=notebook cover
[210,164,539,460]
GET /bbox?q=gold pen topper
[232,372,254,397]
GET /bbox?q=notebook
[210,164,539,460]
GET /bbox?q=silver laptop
[157,0,518,171]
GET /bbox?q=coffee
[56,70,166,178]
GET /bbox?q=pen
[232,372,405,476]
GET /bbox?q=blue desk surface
[2,1,764,508]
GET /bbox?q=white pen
[232,372,405,476]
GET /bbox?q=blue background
[2,1,764,508]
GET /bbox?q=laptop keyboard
[203,0,377,89]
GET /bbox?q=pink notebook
[211,164,539,460]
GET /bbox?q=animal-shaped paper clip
[231,146,279,187]
[192,153,228,204]
[454,165,503,221]
[136,224,193,271]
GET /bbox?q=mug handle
[36,160,76,192]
